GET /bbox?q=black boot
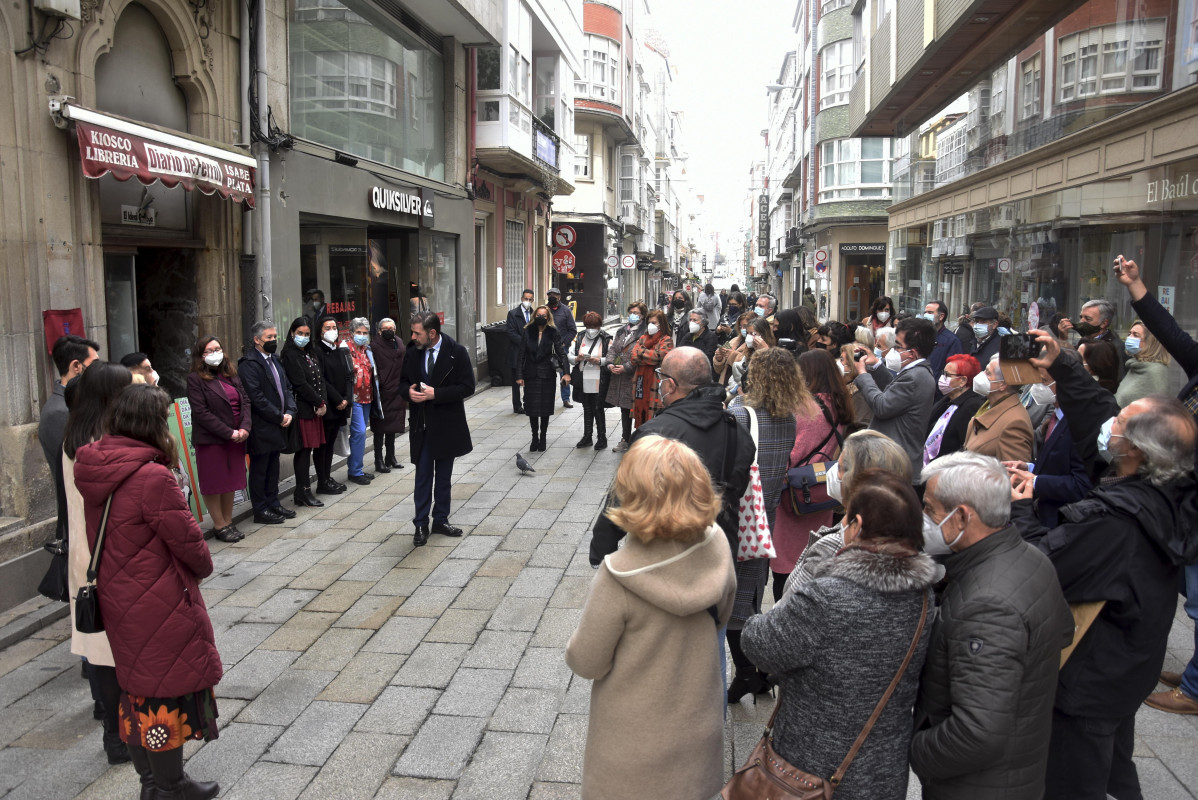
[577,402,594,447]
[595,409,608,450]
[539,416,551,450]
[128,744,155,800]
[146,746,219,800]
[726,630,769,704]
[103,726,130,764]
[530,418,540,452]
[375,458,391,474]
[294,486,324,507]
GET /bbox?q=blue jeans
[348,402,369,476]
[1180,564,1198,700]
[560,368,571,403]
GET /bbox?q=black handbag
[37,538,70,603]
[75,493,115,634]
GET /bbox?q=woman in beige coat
[964,354,1034,463]
[566,435,737,800]
[62,361,133,765]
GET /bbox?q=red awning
[62,104,257,208]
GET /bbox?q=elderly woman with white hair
[874,327,902,374]
[370,316,407,473]
[963,354,1034,463]
[345,316,381,485]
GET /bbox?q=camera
[999,334,1043,360]
[777,338,798,352]
[853,349,868,362]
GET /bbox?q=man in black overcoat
[505,289,534,413]
[238,321,297,524]
[401,312,476,546]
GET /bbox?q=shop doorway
[842,257,886,321]
[103,247,198,398]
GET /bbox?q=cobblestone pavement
[1,386,1197,799]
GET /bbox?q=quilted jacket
[73,435,222,698]
[910,525,1073,799]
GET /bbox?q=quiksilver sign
[371,185,435,227]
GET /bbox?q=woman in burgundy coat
[186,335,251,542]
[74,384,222,800]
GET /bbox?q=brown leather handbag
[721,593,928,799]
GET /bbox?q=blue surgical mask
[628,313,641,325]
[1124,335,1141,355]
[754,306,766,317]
[353,334,369,346]
[972,323,990,338]
[874,347,883,358]
[740,328,748,338]
[293,335,310,347]
[920,312,936,322]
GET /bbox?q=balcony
[620,201,649,234]
[785,227,803,252]
[475,95,575,195]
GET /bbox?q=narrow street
[0,386,1196,799]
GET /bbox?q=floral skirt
[118,689,219,751]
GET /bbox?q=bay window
[820,40,853,108]
[819,138,891,201]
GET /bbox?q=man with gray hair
[910,451,1073,799]
[1011,394,1198,799]
[1064,297,1126,375]
[237,321,296,524]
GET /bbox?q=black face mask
[673,298,686,309]
[535,316,548,326]
[382,329,396,341]
[547,297,559,307]
[728,305,740,316]
[262,339,278,354]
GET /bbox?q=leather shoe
[361,471,375,481]
[295,487,324,507]
[431,521,463,538]
[348,474,371,485]
[1145,687,1198,714]
[414,525,430,547]
[1161,671,1183,688]
[513,406,524,414]
[575,437,593,448]
[385,454,402,468]
[562,401,574,409]
[270,505,297,519]
[316,479,346,495]
[253,510,286,525]
[375,459,392,474]
[594,437,608,450]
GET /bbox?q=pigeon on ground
[516,453,536,475]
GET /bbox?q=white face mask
[585,328,599,339]
[1028,382,1056,405]
[646,322,660,336]
[203,351,224,367]
[826,462,843,501]
[923,507,966,555]
[973,372,992,395]
[150,369,160,386]
[688,321,701,335]
[836,359,848,376]
[322,329,339,343]
[744,334,756,349]
[1096,415,1118,463]
[521,300,532,310]
[876,310,891,323]
[885,349,903,371]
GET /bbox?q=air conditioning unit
[34,0,80,18]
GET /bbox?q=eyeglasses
[940,371,959,379]
[654,368,676,383]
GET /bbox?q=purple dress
[194,379,247,495]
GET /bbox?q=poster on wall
[169,398,206,523]
[329,245,366,337]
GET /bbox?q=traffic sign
[553,225,577,249]
[815,249,828,262]
[997,257,1011,273]
[621,254,636,269]
[815,261,828,274]
[605,255,618,268]
[552,250,575,273]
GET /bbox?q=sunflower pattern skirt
[118,689,220,751]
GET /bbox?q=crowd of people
[31,264,1198,799]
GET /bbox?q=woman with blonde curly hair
[567,435,736,800]
[724,348,818,702]
[1116,319,1171,407]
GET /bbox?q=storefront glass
[288,0,446,180]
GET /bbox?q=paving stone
[528,781,582,800]
[0,705,45,749]
[499,527,546,552]
[441,508,489,525]
[340,555,401,582]
[451,577,514,611]
[357,686,441,735]
[488,687,562,735]
[263,548,328,577]
[0,637,57,679]
[9,703,92,749]
[508,567,565,599]
[548,576,593,609]
[527,544,577,569]
[470,515,518,536]
[318,541,380,565]
[287,518,342,537]
[375,777,456,800]
[215,623,280,665]
[293,628,373,671]
[318,652,404,703]
[513,646,573,690]
[363,616,437,655]
[535,714,588,783]
[182,722,285,790]
[557,502,601,522]
[304,580,373,613]
[263,701,367,766]
[222,574,295,608]
[463,491,507,509]
[237,669,337,726]
[476,550,531,578]
[491,499,534,517]
[218,650,301,700]
[246,537,307,563]
[423,558,482,588]
[368,567,432,596]
[243,589,320,624]
[334,593,405,630]
[208,604,253,629]
[449,535,503,560]
[297,731,408,800]
[391,643,471,689]
[393,715,487,780]
[454,731,548,800]
[487,596,549,632]
[370,534,419,557]
[462,630,534,670]
[517,509,560,530]
[259,611,340,651]
[433,668,512,717]
[530,607,584,649]
[394,586,461,617]
[8,666,90,713]
[560,674,592,714]
[425,609,491,644]
[288,563,351,591]
[203,559,273,591]
[397,544,455,570]
[221,762,318,800]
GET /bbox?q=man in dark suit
[401,311,476,546]
[923,300,964,376]
[547,287,577,408]
[505,289,534,413]
[238,321,297,524]
[39,335,100,544]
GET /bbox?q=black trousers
[579,393,606,439]
[85,661,121,742]
[374,431,396,463]
[248,451,281,512]
[1045,709,1141,800]
[314,419,343,483]
[293,448,313,490]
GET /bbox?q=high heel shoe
[294,487,324,507]
[727,672,769,704]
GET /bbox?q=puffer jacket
[73,435,222,698]
[910,525,1073,799]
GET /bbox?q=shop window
[1021,54,1041,120]
[504,220,526,308]
[820,40,853,109]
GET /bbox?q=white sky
[646,0,798,262]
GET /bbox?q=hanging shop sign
[64,104,256,207]
[370,185,435,227]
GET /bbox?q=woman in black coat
[569,311,612,450]
[515,305,570,452]
[314,315,354,493]
[922,353,985,465]
[370,317,407,473]
[278,318,327,508]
